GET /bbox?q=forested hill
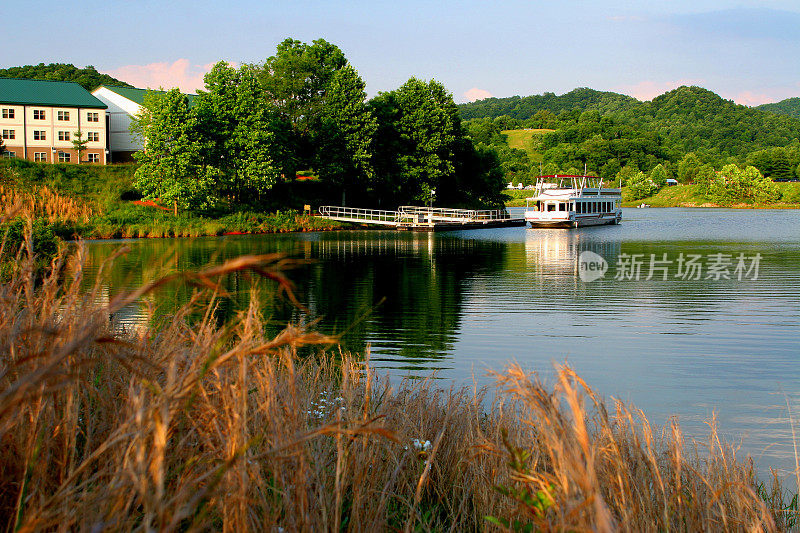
[462,85,800,159]
[458,87,637,120]
[631,86,800,157]
[0,63,132,91]
[757,97,800,120]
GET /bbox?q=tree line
[133,39,506,213]
[0,63,131,91]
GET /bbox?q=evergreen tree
[71,130,88,164]
[677,152,700,183]
[770,149,793,181]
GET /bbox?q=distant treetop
[0,63,132,91]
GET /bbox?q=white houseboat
[524,175,622,228]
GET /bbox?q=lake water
[83,208,800,475]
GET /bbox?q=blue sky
[5,0,800,105]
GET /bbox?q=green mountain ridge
[757,97,800,120]
[458,87,637,120]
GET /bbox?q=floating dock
[317,205,525,231]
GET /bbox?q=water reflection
[82,209,800,474]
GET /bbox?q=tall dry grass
[0,184,95,223]
[0,226,797,531]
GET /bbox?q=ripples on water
[84,208,800,474]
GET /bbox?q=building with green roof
[1,78,108,164]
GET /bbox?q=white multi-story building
[0,78,108,164]
[92,85,196,163]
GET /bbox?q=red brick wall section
[20,147,106,164]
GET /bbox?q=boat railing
[534,175,619,197]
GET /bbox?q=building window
[58,151,71,163]
[34,152,47,162]
[87,153,99,163]
[87,132,100,142]
[33,130,46,140]
[2,151,15,159]
[86,112,99,122]
[33,110,45,120]
[1,108,14,119]
[2,129,15,139]
[57,111,70,121]
[58,131,70,141]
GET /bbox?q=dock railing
[318,206,410,225]
[317,205,516,227]
[398,206,511,221]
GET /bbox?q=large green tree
[313,65,377,205]
[257,38,348,178]
[133,89,217,212]
[706,164,780,204]
[370,78,505,207]
[194,62,281,203]
[370,78,460,204]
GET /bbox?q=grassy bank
[0,160,346,240]
[622,183,800,208]
[504,184,800,208]
[1,236,798,531]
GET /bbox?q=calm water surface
[84,208,800,474]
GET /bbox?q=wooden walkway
[317,205,525,231]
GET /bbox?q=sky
[4,0,800,106]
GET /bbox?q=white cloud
[104,59,220,93]
[463,87,493,103]
[726,84,800,106]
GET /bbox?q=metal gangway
[397,206,512,222]
[317,205,514,228]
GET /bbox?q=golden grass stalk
[0,184,95,222]
[0,235,796,531]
